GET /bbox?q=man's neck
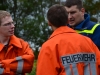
[0,36,10,45]
[51,26,57,31]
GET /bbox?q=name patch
[61,53,96,65]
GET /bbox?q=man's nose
[68,13,72,19]
[10,22,15,27]
[11,24,15,28]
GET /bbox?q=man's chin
[7,34,14,37]
[69,23,75,27]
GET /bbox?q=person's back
[64,0,100,50]
[36,4,100,75]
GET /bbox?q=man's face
[0,16,15,37]
[65,5,85,27]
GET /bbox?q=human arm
[0,41,34,74]
[36,44,61,75]
[92,25,100,50]
[90,39,100,75]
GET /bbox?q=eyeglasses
[1,21,16,26]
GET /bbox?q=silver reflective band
[0,68,4,74]
[0,64,4,74]
[61,53,97,75]
[16,56,24,73]
[65,65,72,75]
[16,56,22,61]
[72,64,78,75]
[84,63,90,75]
[90,63,97,75]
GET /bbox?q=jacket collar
[0,35,22,51]
[9,35,22,48]
[49,26,76,39]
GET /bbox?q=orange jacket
[0,35,34,75]
[36,26,100,75]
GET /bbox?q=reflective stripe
[64,65,72,75]
[0,68,4,74]
[0,64,4,74]
[76,24,99,34]
[84,63,90,75]
[63,64,79,75]
[90,63,97,75]
[16,56,22,61]
[16,56,24,74]
[72,64,78,75]
[61,53,96,75]
[84,63,97,75]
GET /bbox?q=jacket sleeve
[92,25,100,50]
[91,40,100,64]
[90,39,100,75]
[1,40,34,74]
[36,44,60,75]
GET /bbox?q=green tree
[0,0,60,59]
[1,0,100,75]
[83,0,100,22]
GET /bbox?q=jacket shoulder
[18,38,29,47]
[84,21,96,29]
[11,35,30,48]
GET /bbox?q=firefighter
[36,4,100,75]
[0,10,34,75]
[65,0,100,50]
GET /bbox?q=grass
[27,60,37,75]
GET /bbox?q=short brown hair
[0,10,11,25]
[47,4,68,27]
[64,0,83,10]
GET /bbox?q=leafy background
[0,0,100,75]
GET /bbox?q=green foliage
[83,0,100,15]
[83,0,100,22]
[0,0,8,10]
[0,0,100,59]
[27,60,37,75]
[1,0,100,75]
[0,0,53,51]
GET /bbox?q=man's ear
[81,8,85,16]
[48,21,52,26]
